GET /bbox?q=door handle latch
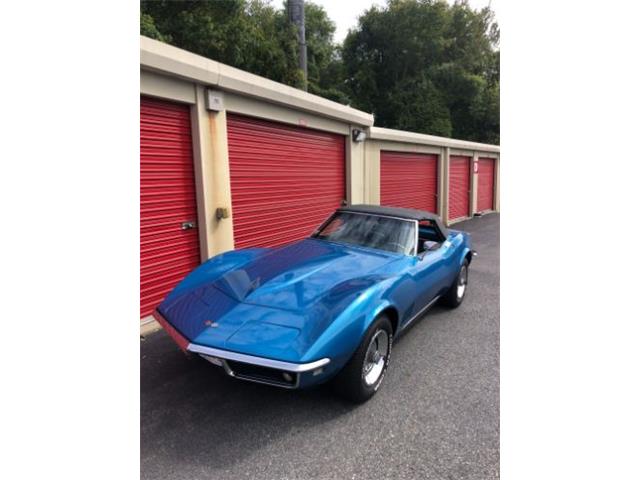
[181,221,196,230]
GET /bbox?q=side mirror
[424,240,441,252]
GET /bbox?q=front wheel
[332,315,393,403]
[442,259,469,308]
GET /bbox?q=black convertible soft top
[338,204,449,239]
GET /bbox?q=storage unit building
[365,127,499,225]
[139,36,499,329]
[140,36,372,323]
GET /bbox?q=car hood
[158,239,401,361]
[211,238,397,311]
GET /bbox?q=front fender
[300,277,399,373]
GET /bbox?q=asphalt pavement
[141,213,500,480]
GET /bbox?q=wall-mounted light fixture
[216,207,229,220]
[207,89,225,112]
[352,128,366,143]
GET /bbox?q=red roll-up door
[380,151,438,212]
[227,114,346,249]
[477,157,495,212]
[140,97,200,318]
[448,155,471,221]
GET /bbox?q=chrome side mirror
[424,240,441,251]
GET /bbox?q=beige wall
[362,138,499,225]
[142,71,500,253]
[141,68,370,260]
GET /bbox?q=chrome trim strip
[187,343,330,373]
[399,294,442,332]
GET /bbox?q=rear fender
[451,231,474,268]
[460,247,473,267]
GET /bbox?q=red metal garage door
[380,151,438,212]
[140,96,200,318]
[227,114,346,249]
[477,157,496,212]
[448,155,471,221]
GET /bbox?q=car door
[410,236,457,312]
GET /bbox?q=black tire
[442,259,469,308]
[332,315,393,403]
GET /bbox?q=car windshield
[312,212,416,255]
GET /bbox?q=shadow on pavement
[141,331,356,472]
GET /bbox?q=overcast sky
[314,0,501,43]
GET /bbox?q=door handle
[181,221,196,230]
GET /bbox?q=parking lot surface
[141,213,500,480]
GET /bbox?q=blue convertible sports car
[154,205,475,402]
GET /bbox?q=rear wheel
[333,315,393,403]
[442,259,469,308]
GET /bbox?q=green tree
[140,12,167,42]
[139,0,348,97]
[302,2,350,103]
[140,0,499,142]
[140,0,304,88]
[343,0,499,142]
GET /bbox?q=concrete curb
[140,316,162,337]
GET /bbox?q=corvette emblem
[204,320,219,328]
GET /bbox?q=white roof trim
[140,36,374,127]
[368,126,500,153]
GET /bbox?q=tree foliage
[343,0,499,143]
[140,0,303,87]
[140,0,499,143]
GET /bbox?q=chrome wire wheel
[362,329,390,386]
[457,264,468,300]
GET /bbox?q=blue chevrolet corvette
[154,204,475,402]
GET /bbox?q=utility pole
[287,0,307,91]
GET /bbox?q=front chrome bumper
[190,344,330,389]
[153,310,330,389]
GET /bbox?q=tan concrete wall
[190,86,215,261]
[141,75,365,259]
[141,70,500,257]
[440,147,450,223]
[363,139,450,218]
[141,36,374,127]
[141,37,499,244]
[471,152,479,214]
[364,141,381,205]
[206,107,235,255]
[368,126,500,153]
[363,140,499,224]
[347,130,367,204]
[223,92,351,136]
[140,69,196,104]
